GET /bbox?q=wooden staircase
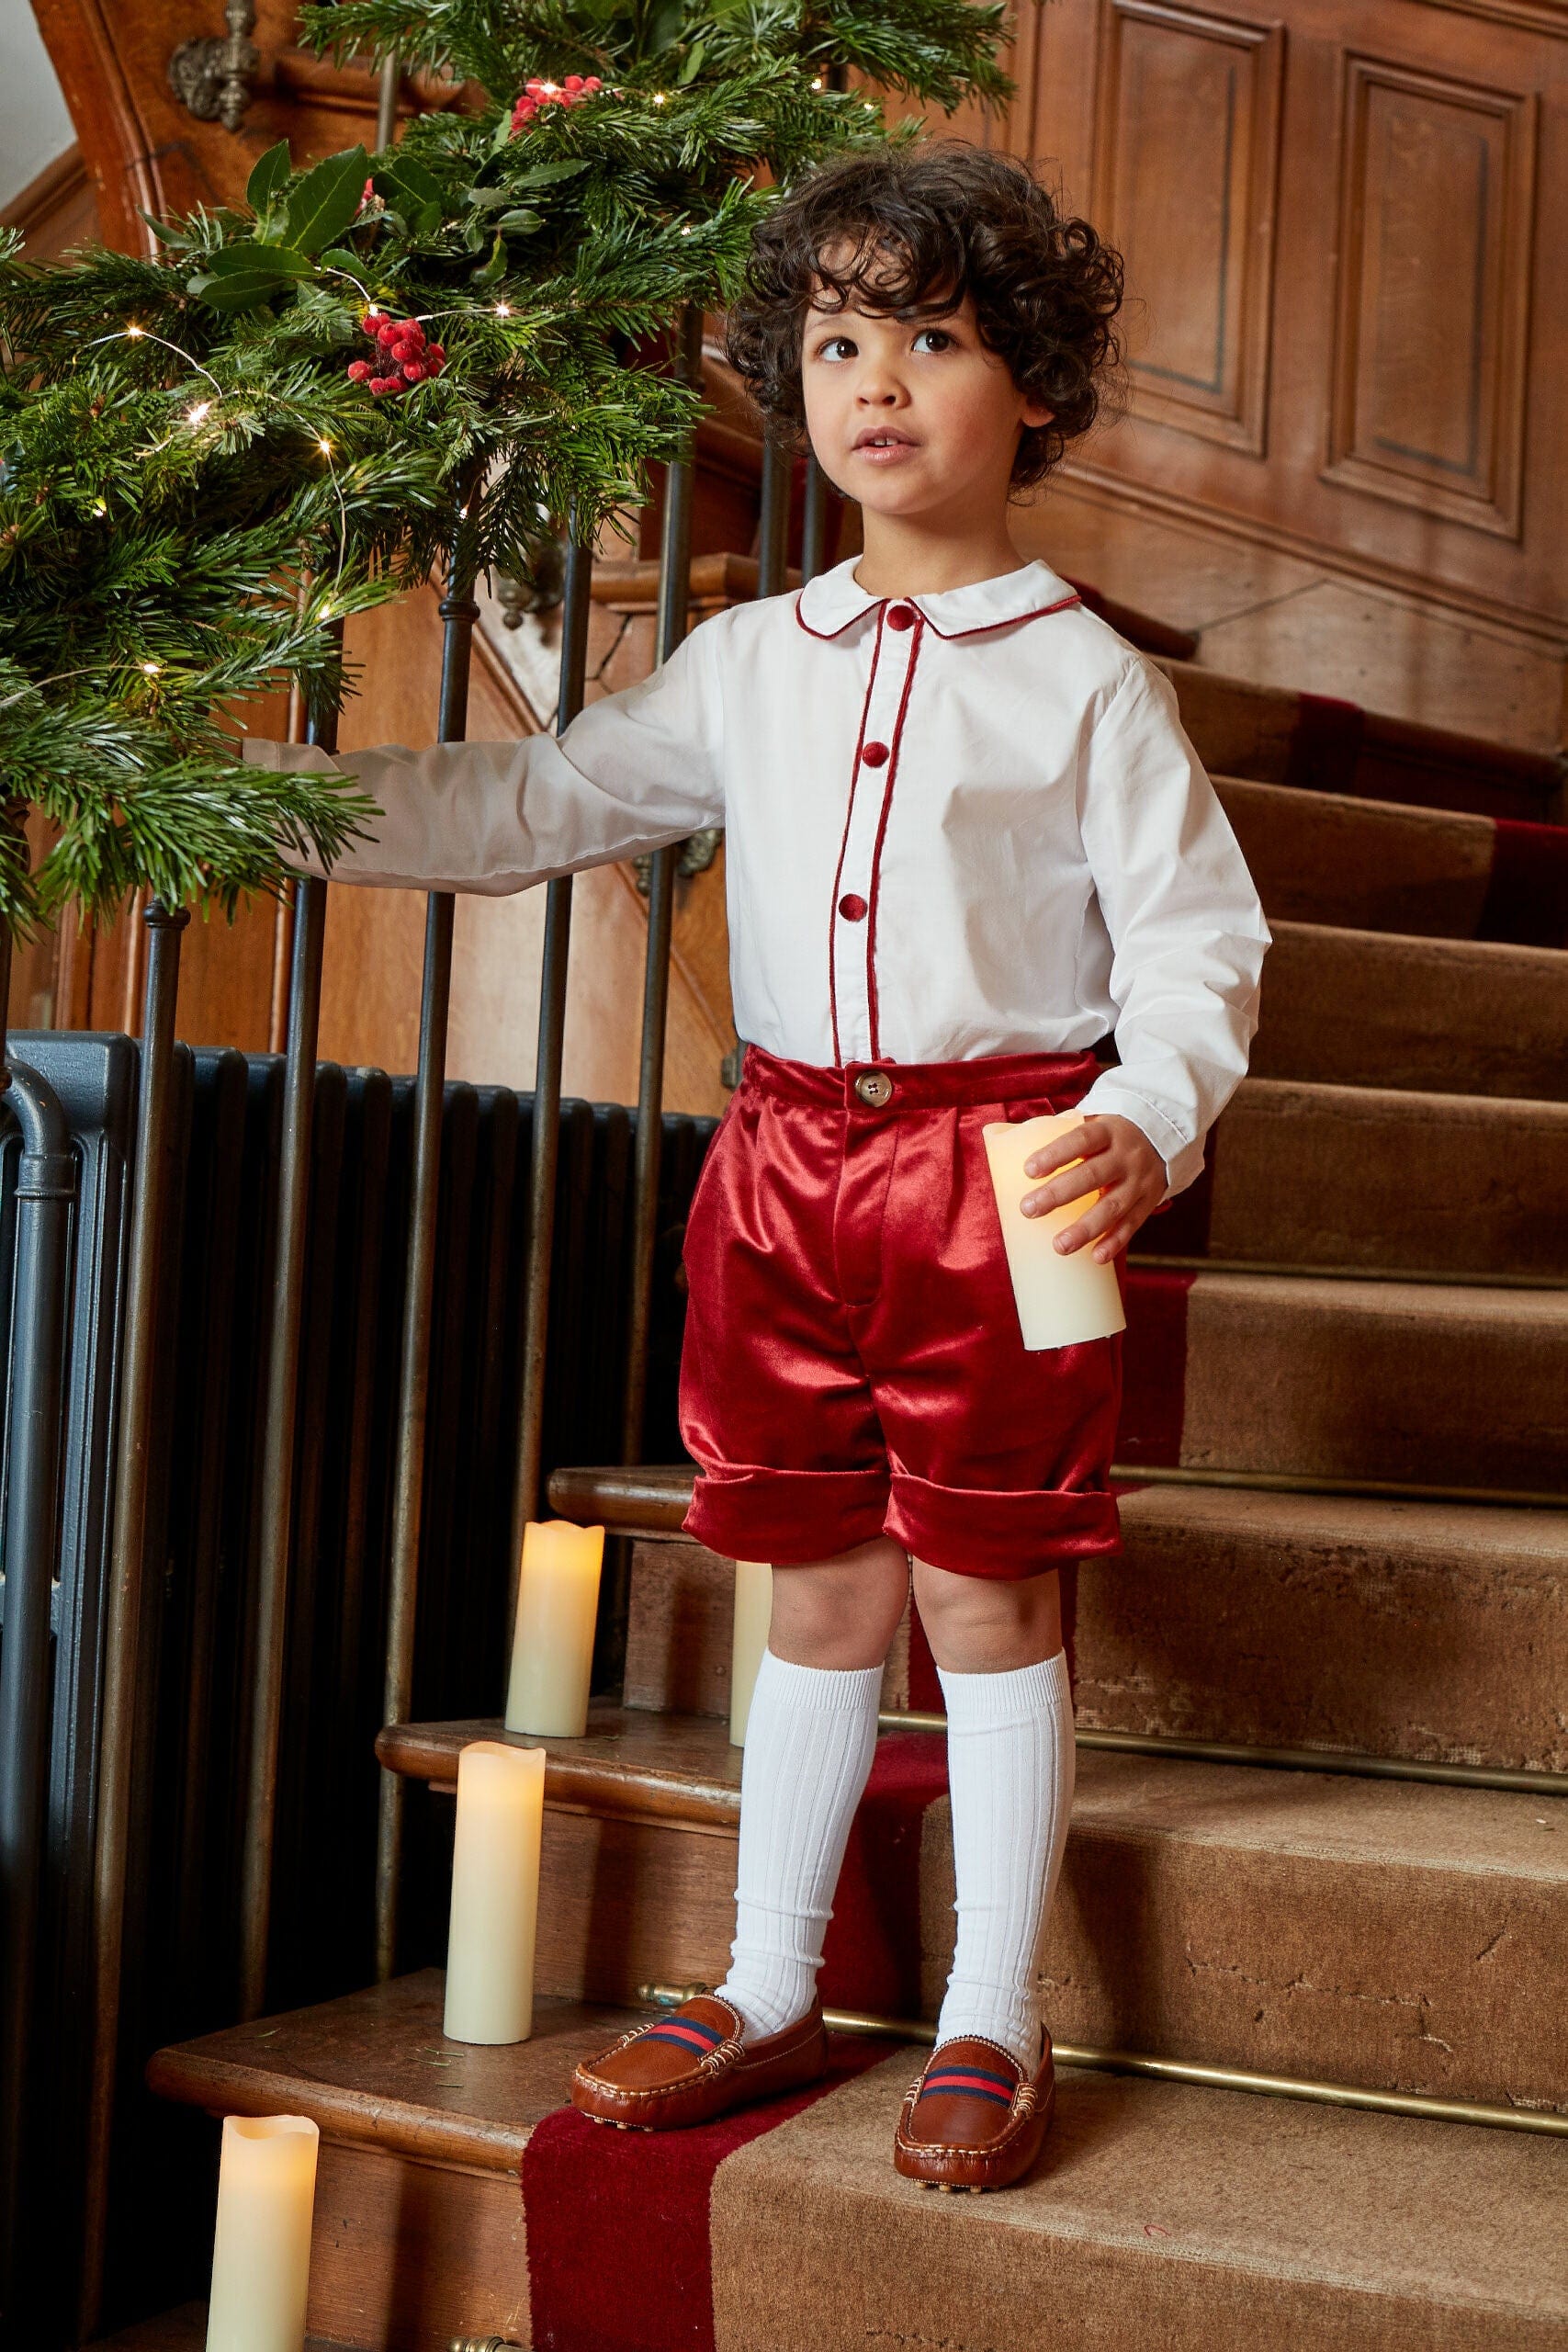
[146,665,1568,2350]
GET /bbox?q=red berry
[400,360,427,382]
[583,76,603,91]
[564,74,583,91]
[425,342,446,367]
[368,375,400,396]
[376,322,401,347]
[346,359,373,382]
[360,310,384,335]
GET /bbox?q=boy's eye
[912,327,953,353]
[815,334,857,362]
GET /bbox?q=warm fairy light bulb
[318,438,333,454]
[495,301,513,316]
[141,661,161,675]
[94,501,107,515]
[811,75,824,89]
[186,401,211,424]
[125,323,144,338]
[652,90,666,104]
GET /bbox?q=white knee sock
[933,1648,1076,2073]
[715,1647,883,2042]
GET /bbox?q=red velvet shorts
[678,1044,1125,1580]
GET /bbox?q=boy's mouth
[852,428,919,461]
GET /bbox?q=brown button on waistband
[861,741,889,768]
[838,892,868,922]
[853,1070,893,1108]
[886,603,916,631]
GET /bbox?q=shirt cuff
[1071,1075,1202,1204]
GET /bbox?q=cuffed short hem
[682,1463,891,1566]
[885,1473,1122,1579]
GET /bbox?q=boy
[247,141,1271,2192]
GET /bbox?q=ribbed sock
[715,1647,883,2043]
[933,1647,1075,2074]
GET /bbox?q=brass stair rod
[618,306,705,1475]
[376,504,479,1982]
[78,897,192,2344]
[508,525,594,1606]
[239,642,339,2024]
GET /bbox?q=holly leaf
[470,232,509,284]
[506,160,591,191]
[282,146,369,256]
[647,0,685,50]
[187,243,313,311]
[374,153,445,213]
[246,140,293,218]
[495,209,543,234]
[678,39,706,80]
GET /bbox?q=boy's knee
[912,1558,1062,1673]
[766,1535,910,1669]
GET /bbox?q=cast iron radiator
[0,1034,713,2330]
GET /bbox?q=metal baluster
[756,428,792,597]
[0,1061,77,2312]
[78,895,191,2343]
[801,451,829,583]
[507,527,593,1612]
[375,51,400,152]
[238,653,338,2020]
[375,515,479,1981]
[616,304,703,1501]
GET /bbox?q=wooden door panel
[1091,0,1284,453]
[1325,53,1535,537]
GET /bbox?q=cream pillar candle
[728,1558,773,1747]
[205,2112,319,2352]
[443,1737,546,2044]
[505,1518,605,1736]
[983,1112,1128,1351]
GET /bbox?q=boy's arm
[243,616,723,893]
[1071,656,1273,1203]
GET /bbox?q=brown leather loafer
[892,2030,1055,2192]
[570,1993,828,2131]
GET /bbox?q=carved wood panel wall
[1325,53,1535,539]
[1091,1,1283,455]
[1023,0,1567,639]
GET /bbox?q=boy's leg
[714,1537,909,2041]
[913,1560,1074,2072]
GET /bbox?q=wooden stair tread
[377,1703,1567,1877]
[146,1970,626,2172]
[144,1974,1568,2341]
[376,1701,743,1822]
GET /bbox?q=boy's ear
[1022,397,1055,430]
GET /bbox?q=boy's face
[799,260,1053,529]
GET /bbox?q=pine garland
[0,0,1018,938]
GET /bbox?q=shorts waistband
[736,1043,1106,1113]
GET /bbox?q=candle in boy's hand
[444,1738,546,2045]
[205,2112,319,2352]
[505,1519,605,1736]
[729,1559,773,1747]
[983,1113,1128,1351]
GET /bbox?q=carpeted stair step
[1250,922,1568,1100]
[1163,657,1565,824]
[615,1494,1568,1773]
[1118,1266,1567,1498]
[1214,777,1568,947]
[378,1709,1568,2111]
[147,1971,1568,2352]
[91,2310,350,2351]
[1148,1076,1568,1277]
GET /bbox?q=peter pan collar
[795,554,1081,641]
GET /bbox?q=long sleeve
[1070,656,1272,1201]
[243,613,725,894]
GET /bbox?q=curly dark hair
[726,142,1126,492]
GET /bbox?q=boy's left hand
[1021,1114,1168,1262]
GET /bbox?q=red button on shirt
[838,893,868,922]
[861,741,889,767]
[886,603,916,631]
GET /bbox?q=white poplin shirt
[245,555,1272,1201]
